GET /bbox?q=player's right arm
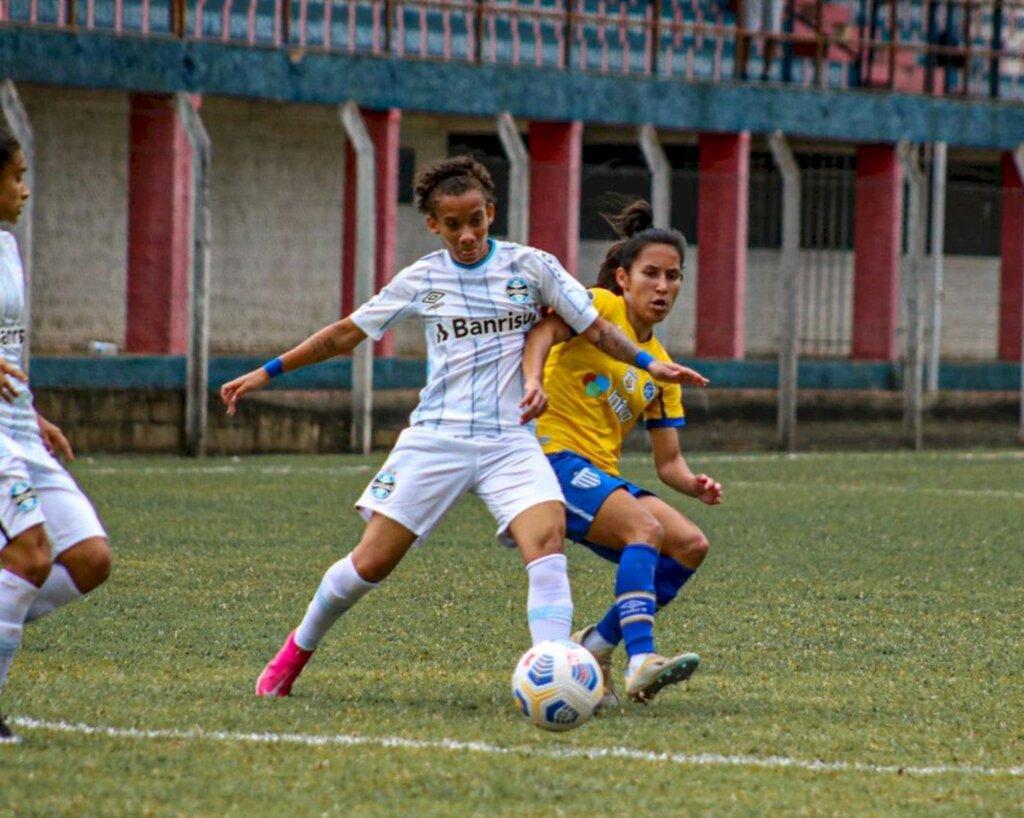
[520,313,574,423]
[220,317,367,415]
[0,357,26,402]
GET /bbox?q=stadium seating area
[1,0,1021,99]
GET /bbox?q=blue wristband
[263,357,284,378]
[634,350,655,371]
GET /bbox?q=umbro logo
[422,291,446,311]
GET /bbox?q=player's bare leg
[0,524,51,744]
[508,501,574,644]
[256,514,416,697]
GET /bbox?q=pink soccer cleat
[255,630,314,697]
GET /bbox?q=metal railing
[0,0,1021,98]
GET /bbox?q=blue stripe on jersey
[645,417,687,429]
[537,254,589,321]
[480,260,505,435]
[414,266,448,428]
[450,238,496,270]
[454,266,483,436]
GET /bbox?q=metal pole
[0,81,34,376]
[175,93,211,458]
[496,112,529,245]
[898,141,926,451]
[1014,145,1024,445]
[638,124,671,229]
[638,124,672,345]
[926,141,946,391]
[769,131,801,452]
[339,102,376,456]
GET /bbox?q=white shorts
[356,426,565,546]
[0,433,105,557]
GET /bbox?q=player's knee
[627,512,664,550]
[63,537,112,593]
[534,521,566,555]
[4,525,53,586]
[679,531,709,566]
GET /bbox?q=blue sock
[612,544,658,658]
[655,555,696,609]
[595,555,697,647]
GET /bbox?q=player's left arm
[580,316,709,387]
[520,314,573,424]
[36,410,74,462]
[648,426,721,505]
[532,252,706,387]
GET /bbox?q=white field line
[622,450,1024,465]
[728,480,1024,501]
[75,465,376,476]
[10,716,1024,779]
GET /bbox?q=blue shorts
[546,450,654,563]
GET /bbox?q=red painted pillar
[126,94,193,354]
[852,144,902,360]
[696,132,749,359]
[528,120,582,276]
[998,152,1024,362]
[342,108,401,355]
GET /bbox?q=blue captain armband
[634,350,655,371]
[263,357,285,378]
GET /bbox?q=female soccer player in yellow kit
[522,200,721,708]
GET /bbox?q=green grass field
[3,450,1023,817]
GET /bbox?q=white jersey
[351,239,598,437]
[0,232,40,446]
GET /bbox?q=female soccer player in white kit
[220,156,706,697]
[0,129,112,743]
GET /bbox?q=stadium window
[580,143,700,243]
[580,145,651,240]
[943,161,1001,256]
[447,134,510,236]
[398,147,416,205]
[797,153,856,252]
[747,152,856,251]
[748,151,782,249]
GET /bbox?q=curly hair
[595,200,687,294]
[413,155,496,216]
[0,127,21,173]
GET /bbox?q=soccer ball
[511,639,603,731]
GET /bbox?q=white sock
[0,569,40,695]
[24,564,83,624]
[628,652,654,677]
[525,553,573,644]
[582,628,616,655]
[294,555,376,651]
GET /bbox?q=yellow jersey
[536,288,686,476]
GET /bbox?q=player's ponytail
[595,200,686,294]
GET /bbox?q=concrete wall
[22,84,128,353]
[13,86,1006,362]
[202,97,344,353]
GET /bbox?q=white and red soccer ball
[511,639,603,731]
